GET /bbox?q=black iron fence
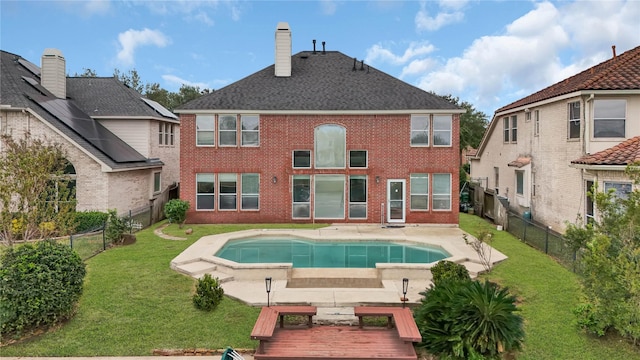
[506,212,577,270]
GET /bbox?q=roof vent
[41,48,66,98]
[275,22,292,77]
[322,41,326,54]
[313,39,316,54]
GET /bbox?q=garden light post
[265,277,272,307]
[402,278,409,308]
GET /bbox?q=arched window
[314,124,346,168]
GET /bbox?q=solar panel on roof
[30,94,147,163]
[18,58,41,77]
[22,76,49,95]
[141,97,177,119]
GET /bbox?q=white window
[218,173,237,210]
[241,173,259,210]
[433,115,452,146]
[525,111,531,122]
[241,115,259,146]
[516,170,524,196]
[219,115,237,146]
[315,124,346,168]
[293,150,311,168]
[511,115,518,143]
[568,101,580,139]
[168,123,175,145]
[594,99,626,138]
[292,175,311,219]
[411,115,429,146]
[153,172,161,193]
[158,122,165,144]
[433,173,451,210]
[534,110,540,137]
[349,150,367,168]
[604,181,632,200]
[410,174,429,210]
[503,117,510,143]
[196,173,215,210]
[314,174,345,219]
[196,115,215,146]
[349,175,367,219]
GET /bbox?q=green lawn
[460,214,638,360]
[2,217,638,358]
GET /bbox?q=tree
[0,134,76,245]
[564,164,640,344]
[437,94,489,151]
[113,68,144,93]
[73,68,97,77]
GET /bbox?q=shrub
[0,240,86,338]
[192,274,224,311]
[415,280,524,359]
[164,199,190,228]
[430,260,470,286]
[74,211,109,233]
[104,209,130,244]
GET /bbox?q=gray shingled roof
[178,51,460,112]
[0,50,162,170]
[68,77,178,121]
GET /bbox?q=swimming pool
[215,237,451,268]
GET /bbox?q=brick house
[0,48,180,214]
[470,45,640,231]
[176,23,464,225]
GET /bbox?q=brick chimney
[41,48,66,98]
[274,22,291,77]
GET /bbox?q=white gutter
[569,164,627,171]
[174,109,467,115]
[584,93,595,155]
[91,116,180,124]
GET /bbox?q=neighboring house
[0,48,180,214]
[176,23,464,225]
[470,45,640,232]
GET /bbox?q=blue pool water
[215,237,450,268]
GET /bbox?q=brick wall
[180,113,460,224]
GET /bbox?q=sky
[1,0,639,117]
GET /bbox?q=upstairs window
[503,117,510,142]
[315,124,346,168]
[349,150,367,168]
[433,115,452,146]
[411,115,429,146]
[510,115,518,143]
[293,150,311,168]
[196,115,215,146]
[219,115,237,146]
[534,110,540,137]
[568,101,581,139]
[241,115,259,146]
[594,99,626,138]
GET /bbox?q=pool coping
[170,224,508,307]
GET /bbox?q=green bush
[192,274,224,311]
[415,280,524,359]
[104,209,130,244]
[73,211,109,233]
[430,260,470,286]
[0,240,86,338]
[164,199,190,228]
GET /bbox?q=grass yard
[2,217,638,359]
[460,214,638,360]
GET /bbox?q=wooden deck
[253,325,417,360]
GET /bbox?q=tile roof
[67,77,177,120]
[508,157,531,168]
[0,50,161,170]
[178,51,460,112]
[571,136,640,166]
[497,45,640,113]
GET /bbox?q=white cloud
[320,0,338,15]
[116,28,170,67]
[415,0,465,31]
[365,41,435,65]
[130,0,242,24]
[373,0,639,115]
[162,74,210,90]
[194,11,214,26]
[58,0,111,17]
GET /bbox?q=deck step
[287,268,382,288]
[197,270,234,283]
[462,261,488,277]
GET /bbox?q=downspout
[584,93,595,154]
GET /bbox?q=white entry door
[387,179,405,223]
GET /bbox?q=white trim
[570,164,628,171]
[175,109,466,115]
[387,179,406,223]
[91,115,180,124]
